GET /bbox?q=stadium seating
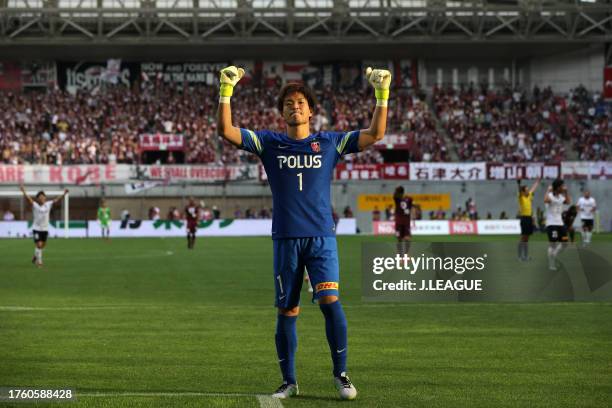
[432,84,609,162]
[0,82,608,165]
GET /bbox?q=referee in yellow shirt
[517,178,540,261]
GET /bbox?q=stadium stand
[0,81,608,165]
[433,84,610,163]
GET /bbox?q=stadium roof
[0,0,610,59]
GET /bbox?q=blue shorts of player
[274,237,339,308]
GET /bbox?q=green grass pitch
[1,234,611,407]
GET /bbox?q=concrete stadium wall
[0,183,273,221]
[330,180,612,234]
[2,180,610,232]
[421,58,515,89]
[521,45,604,94]
[420,46,604,93]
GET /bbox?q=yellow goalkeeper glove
[365,67,392,107]
[219,66,245,101]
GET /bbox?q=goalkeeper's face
[282,92,313,127]
[36,192,46,205]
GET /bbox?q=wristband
[220,83,234,97]
[219,96,231,104]
[374,88,389,101]
[376,99,388,107]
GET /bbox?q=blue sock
[275,314,297,384]
[319,300,347,377]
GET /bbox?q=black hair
[277,82,318,113]
[552,178,564,191]
[394,186,405,199]
[36,191,45,198]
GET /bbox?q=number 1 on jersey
[297,172,303,191]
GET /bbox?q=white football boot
[271,382,299,399]
[334,372,357,400]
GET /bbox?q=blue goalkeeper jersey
[240,128,360,239]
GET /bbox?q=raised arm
[529,178,541,194]
[19,184,34,205]
[53,189,69,205]
[358,67,391,150]
[562,186,571,205]
[544,186,552,204]
[216,66,245,147]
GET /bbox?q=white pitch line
[1,302,554,313]
[77,392,283,408]
[0,305,163,311]
[257,395,284,408]
[44,251,175,261]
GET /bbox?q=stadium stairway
[426,97,459,161]
[562,137,579,160]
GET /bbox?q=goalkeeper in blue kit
[216,65,390,400]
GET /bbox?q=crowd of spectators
[0,81,446,165]
[433,84,610,162]
[0,84,217,165]
[1,81,608,166]
[390,89,449,162]
[565,85,610,160]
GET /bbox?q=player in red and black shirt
[185,197,201,249]
[393,186,413,254]
[562,205,578,243]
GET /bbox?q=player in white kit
[544,179,570,271]
[20,185,69,267]
[576,191,597,245]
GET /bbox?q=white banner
[0,164,126,184]
[414,220,451,235]
[487,163,560,180]
[140,62,227,84]
[1,219,357,238]
[373,220,520,235]
[102,59,122,84]
[377,133,411,148]
[88,219,274,237]
[409,162,487,181]
[88,219,356,237]
[561,161,612,180]
[134,165,259,182]
[0,221,87,238]
[0,221,29,238]
[124,181,162,194]
[139,133,185,151]
[0,164,259,184]
[373,220,450,236]
[476,220,520,235]
[3,162,608,184]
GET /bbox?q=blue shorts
[273,237,340,309]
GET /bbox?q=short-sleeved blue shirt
[240,129,360,239]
